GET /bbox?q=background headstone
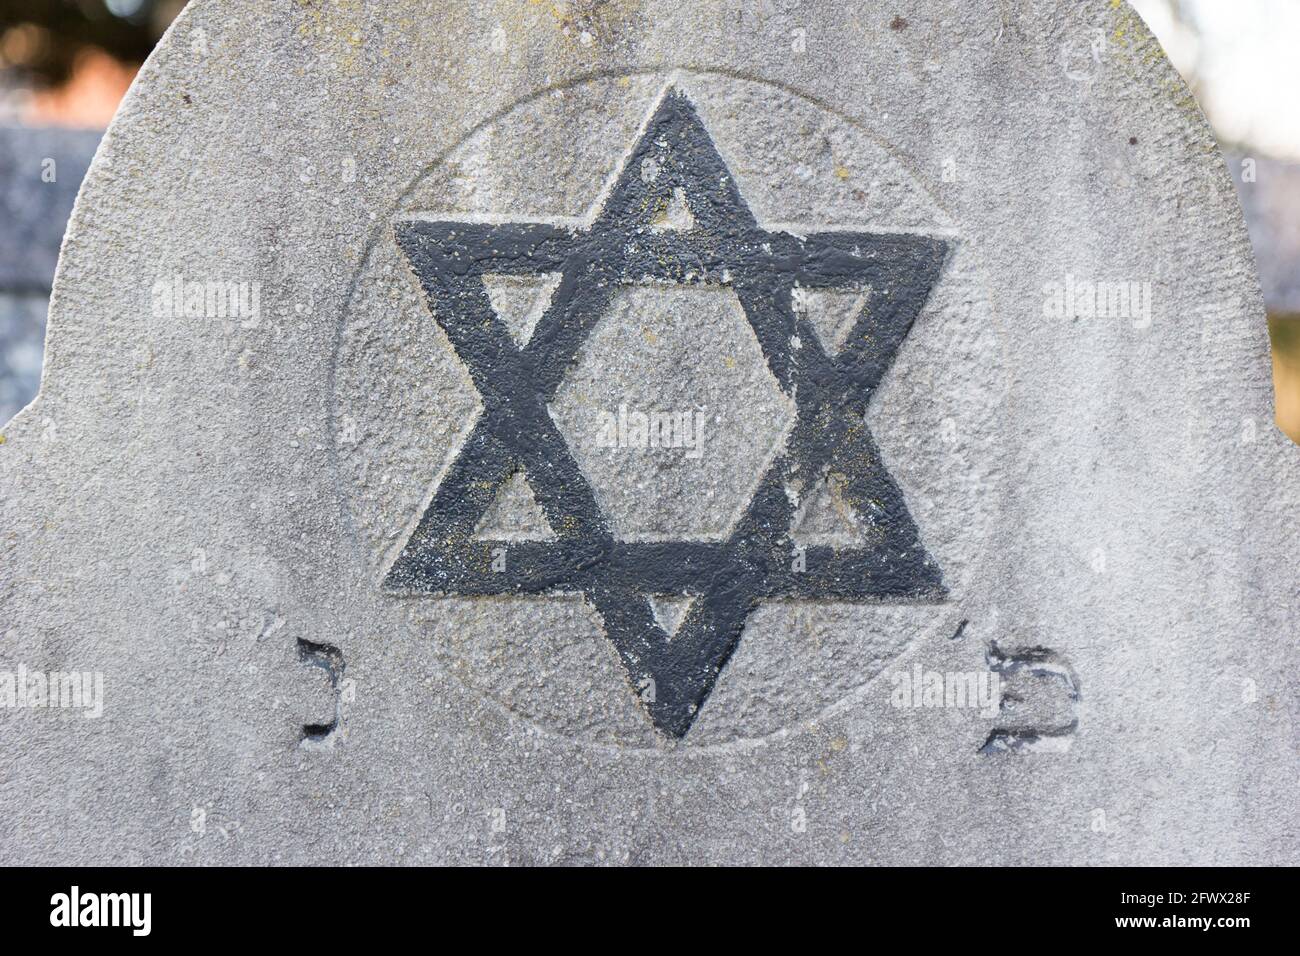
[0,0,1296,865]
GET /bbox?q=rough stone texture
[550,282,796,542]
[0,0,1296,865]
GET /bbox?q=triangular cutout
[472,472,557,542]
[648,595,694,639]
[482,273,562,347]
[789,473,869,549]
[651,186,696,231]
[793,287,871,356]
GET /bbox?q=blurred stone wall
[1233,155,1300,317]
[0,124,98,423]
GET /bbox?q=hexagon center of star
[549,282,797,543]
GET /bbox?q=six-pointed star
[386,87,949,738]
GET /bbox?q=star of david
[386,87,949,738]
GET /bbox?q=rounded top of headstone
[24,0,1272,745]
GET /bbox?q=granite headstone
[0,0,1295,865]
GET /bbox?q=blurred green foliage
[1270,315,1300,360]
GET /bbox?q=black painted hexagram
[385,87,949,738]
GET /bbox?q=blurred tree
[0,0,184,88]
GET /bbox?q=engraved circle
[329,70,1012,751]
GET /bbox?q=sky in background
[1131,0,1300,160]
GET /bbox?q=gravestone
[0,0,1296,865]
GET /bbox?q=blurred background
[0,0,1297,439]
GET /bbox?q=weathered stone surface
[0,0,1296,865]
